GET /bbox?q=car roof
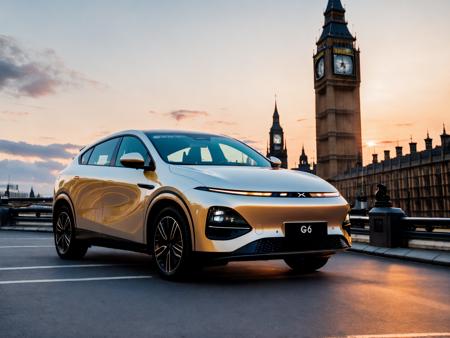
[78,129,231,155]
[143,129,224,138]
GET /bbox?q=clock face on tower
[315,57,325,79]
[333,54,353,76]
[273,134,282,145]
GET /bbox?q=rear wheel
[151,207,193,280]
[54,205,88,259]
[284,255,329,273]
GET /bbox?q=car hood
[169,165,338,192]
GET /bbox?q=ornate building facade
[333,129,450,217]
[292,146,316,174]
[267,100,288,168]
[313,0,363,180]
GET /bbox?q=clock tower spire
[313,0,363,180]
[267,99,288,168]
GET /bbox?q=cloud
[168,109,208,121]
[210,120,237,126]
[378,139,410,145]
[377,140,398,145]
[90,129,113,139]
[0,139,81,160]
[240,138,259,145]
[394,123,414,127]
[297,118,308,123]
[0,159,64,181]
[0,110,30,123]
[362,139,410,148]
[0,35,99,97]
[0,159,64,195]
[9,101,45,109]
[1,110,30,117]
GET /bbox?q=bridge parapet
[0,197,53,231]
[348,184,450,251]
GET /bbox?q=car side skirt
[75,229,149,254]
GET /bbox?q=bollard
[368,184,407,248]
[0,206,11,227]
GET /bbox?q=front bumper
[185,188,352,254]
[194,235,350,262]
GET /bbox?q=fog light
[206,207,252,240]
[212,210,225,222]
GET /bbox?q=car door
[71,137,121,232]
[100,135,160,243]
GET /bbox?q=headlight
[206,207,252,240]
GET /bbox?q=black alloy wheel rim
[55,211,72,254]
[154,216,184,274]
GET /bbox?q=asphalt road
[0,230,449,338]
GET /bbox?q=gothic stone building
[313,0,363,181]
[292,146,316,174]
[333,130,450,217]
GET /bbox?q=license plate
[284,222,328,241]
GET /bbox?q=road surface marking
[0,245,53,248]
[0,263,145,271]
[345,333,450,338]
[0,275,152,285]
[0,237,52,240]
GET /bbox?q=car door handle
[138,184,155,190]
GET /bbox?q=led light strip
[207,188,272,197]
[197,187,339,198]
[309,192,340,198]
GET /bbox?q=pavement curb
[349,242,450,267]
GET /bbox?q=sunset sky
[1,0,449,195]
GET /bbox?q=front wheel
[53,206,88,259]
[284,255,329,273]
[151,207,193,280]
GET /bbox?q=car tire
[284,255,329,273]
[53,205,88,260]
[151,206,193,280]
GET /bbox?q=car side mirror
[269,156,282,169]
[120,153,146,169]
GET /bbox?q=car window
[167,146,212,164]
[80,148,93,165]
[147,133,270,167]
[219,143,258,166]
[88,138,120,166]
[115,136,150,167]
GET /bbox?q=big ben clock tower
[314,0,363,180]
[267,100,288,168]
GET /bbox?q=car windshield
[146,132,271,167]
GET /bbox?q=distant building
[333,128,450,217]
[0,184,28,198]
[266,100,288,168]
[292,146,316,174]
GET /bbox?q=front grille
[234,235,349,256]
